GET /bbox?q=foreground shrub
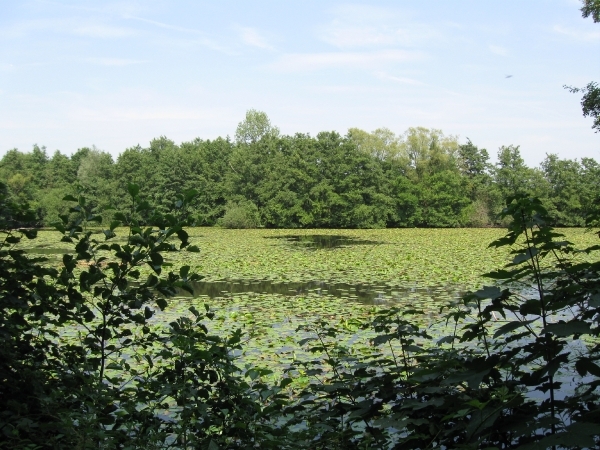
[281,195,600,448]
[2,186,600,449]
[0,184,285,449]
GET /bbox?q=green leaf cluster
[3,126,599,229]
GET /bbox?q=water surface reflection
[185,279,464,306]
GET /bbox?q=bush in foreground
[1,185,599,449]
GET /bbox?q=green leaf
[180,265,190,279]
[437,335,456,345]
[176,229,189,243]
[299,337,317,346]
[149,252,163,266]
[589,294,600,307]
[474,286,503,300]
[575,358,600,377]
[189,305,200,318]
[520,299,541,316]
[482,269,515,280]
[184,189,198,202]
[144,306,153,319]
[127,183,140,198]
[62,194,78,202]
[546,320,590,337]
[280,378,293,388]
[512,247,539,265]
[493,320,535,338]
[103,229,116,240]
[156,298,167,310]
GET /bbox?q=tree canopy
[2,111,598,229]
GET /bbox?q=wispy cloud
[85,57,148,66]
[374,71,425,86]
[34,0,147,18]
[127,16,200,34]
[73,24,136,38]
[318,5,438,49]
[126,16,231,52]
[70,105,220,122]
[0,18,66,38]
[0,18,136,39]
[320,23,436,48]
[236,26,273,50]
[489,45,508,56]
[270,50,424,72]
[553,25,600,41]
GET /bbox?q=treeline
[1,112,599,228]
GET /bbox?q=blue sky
[1,0,598,165]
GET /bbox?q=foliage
[219,200,262,229]
[2,182,600,448]
[566,82,600,133]
[235,109,280,145]
[278,194,600,448]
[564,1,600,133]
[3,112,599,228]
[581,0,600,22]
[0,184,286,449]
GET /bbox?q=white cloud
[320,23,436,48]
[127,16,199,34]
[73,24,136,38]
[318,5,437,49]
[270,50,424,72]
[0,18,67,38]
[237,26,273,49]
[0,18,136,39]
[85,57,148,66]
[374,71,425,86]
[489,45,508,56]
[70,106,213,121]
[127,16,232,52]
[553,25,600,41]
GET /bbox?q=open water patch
[184,279,463,306]
[266,234,383,250]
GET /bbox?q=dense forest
[1,112,599,228]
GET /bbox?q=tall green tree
[494,145,549,200]
[235,109,280,145]
[348,127,403,162]
[179,137,233,225]
[541,154,584,225]
[457,139,499,226]
[399,127,459,178]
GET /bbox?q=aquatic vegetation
[17,225,599,377]
[5,181,600,448]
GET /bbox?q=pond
[265,234,383,249]
[183,278,464,306]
